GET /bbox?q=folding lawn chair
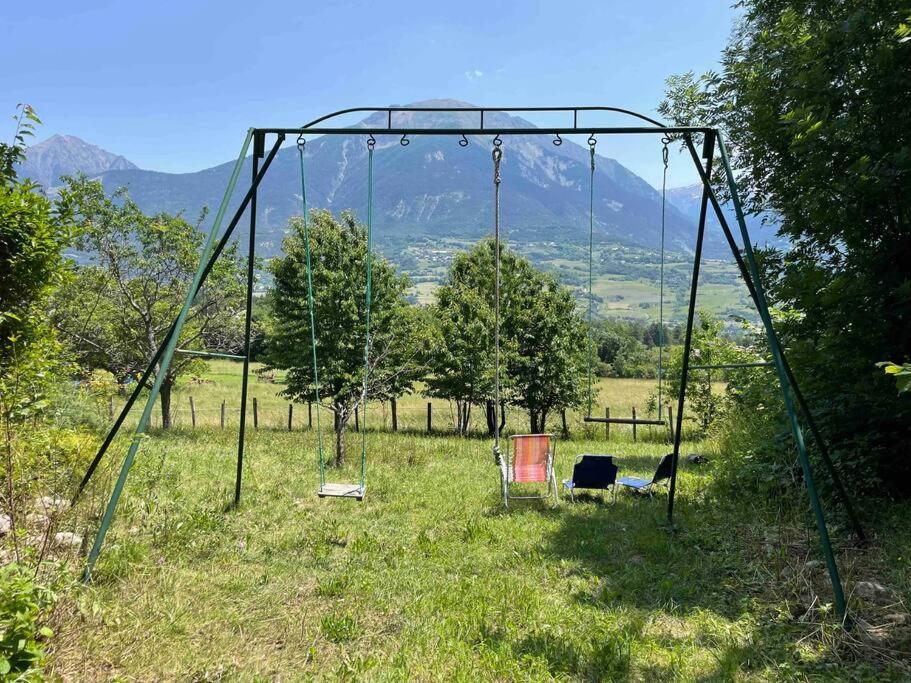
[616,453,674,498]
[562,454,619,503]
[500,434,558,508]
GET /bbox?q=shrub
[0,564,57,680]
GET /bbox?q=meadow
[47,363,910,680]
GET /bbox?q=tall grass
[44,363,911,680]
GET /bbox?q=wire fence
[103,394,678,443]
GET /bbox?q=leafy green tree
[660,1,911,491]
[426,239,586,434]
[424,242,498,435]
[663,310,752,432]
[0,105,69,401]
[52,177,247,428]
[507,257,587,433]
[266,210,427,466]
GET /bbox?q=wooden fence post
[605,407,610,440]
[288,403,293,431]
[253,397,258,429]
[354,406,360,432]
[427,402,432,434]
[391,398,398,433]
[632,406,637,442]
[308,401,312,429]
[221,400,226,429]
[189,396,196,428]
[561,409,568,439]
[667,403,674,443]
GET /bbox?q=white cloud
[464,69,484,81]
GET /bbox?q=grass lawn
[48,364,911,680]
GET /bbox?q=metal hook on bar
[296,134,306,150]
[661,134,671,168]
[458,133,469,147]
[492,133,502,148]
[400,133,410,146]
[367,133,376,151]
[553,133,563,146]
[588,133,597,148]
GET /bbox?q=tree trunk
[486,400,496,436]
[160,377,173,429]
[540,408,549,434]
[455,400,474,436]
[529,409,539,434]
[333,409,349,467]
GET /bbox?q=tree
[426,239,587,434]
[265,210,426,466]
[52,177,247,428]
[662,310,751,432]
[506,256,587,433]
[1,105,69,410]
[659,1,911,492]
[424,242,497,435]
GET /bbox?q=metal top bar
[296,105,669,130]
[257,126,711,137]
[253,104,714,138]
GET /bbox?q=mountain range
[17,134,137,188]
[21,100,784,260]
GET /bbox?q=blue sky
[2,0,736,188]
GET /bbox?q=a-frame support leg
[681,138,865,546]
[667,131,715,528]
[235,133,263,506]
[81,131,285,582]
[669,129,848,620]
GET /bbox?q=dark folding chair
[617,453,674,498]
[562,454,619,502]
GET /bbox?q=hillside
[96,100,731,258]
[28,103,759,322]
[666,183,787,249]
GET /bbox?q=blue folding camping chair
[617,453,674,498]
[562,454,619,502]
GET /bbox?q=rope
[492,137,503,466]
[587,135,597,416]
[359,137,376,490]
[657,137,670,418]
[297,139,327,487]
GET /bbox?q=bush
[0,564,57,680]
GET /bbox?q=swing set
[71,105,864,621]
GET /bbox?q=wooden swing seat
[318,483,365,500]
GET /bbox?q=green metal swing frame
[70,105,863,622]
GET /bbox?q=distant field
[398,238,754,322]
[117,361,689,441]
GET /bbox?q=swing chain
[492,138,503,468]
[661,134,671,169]
[367,133,376,151]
